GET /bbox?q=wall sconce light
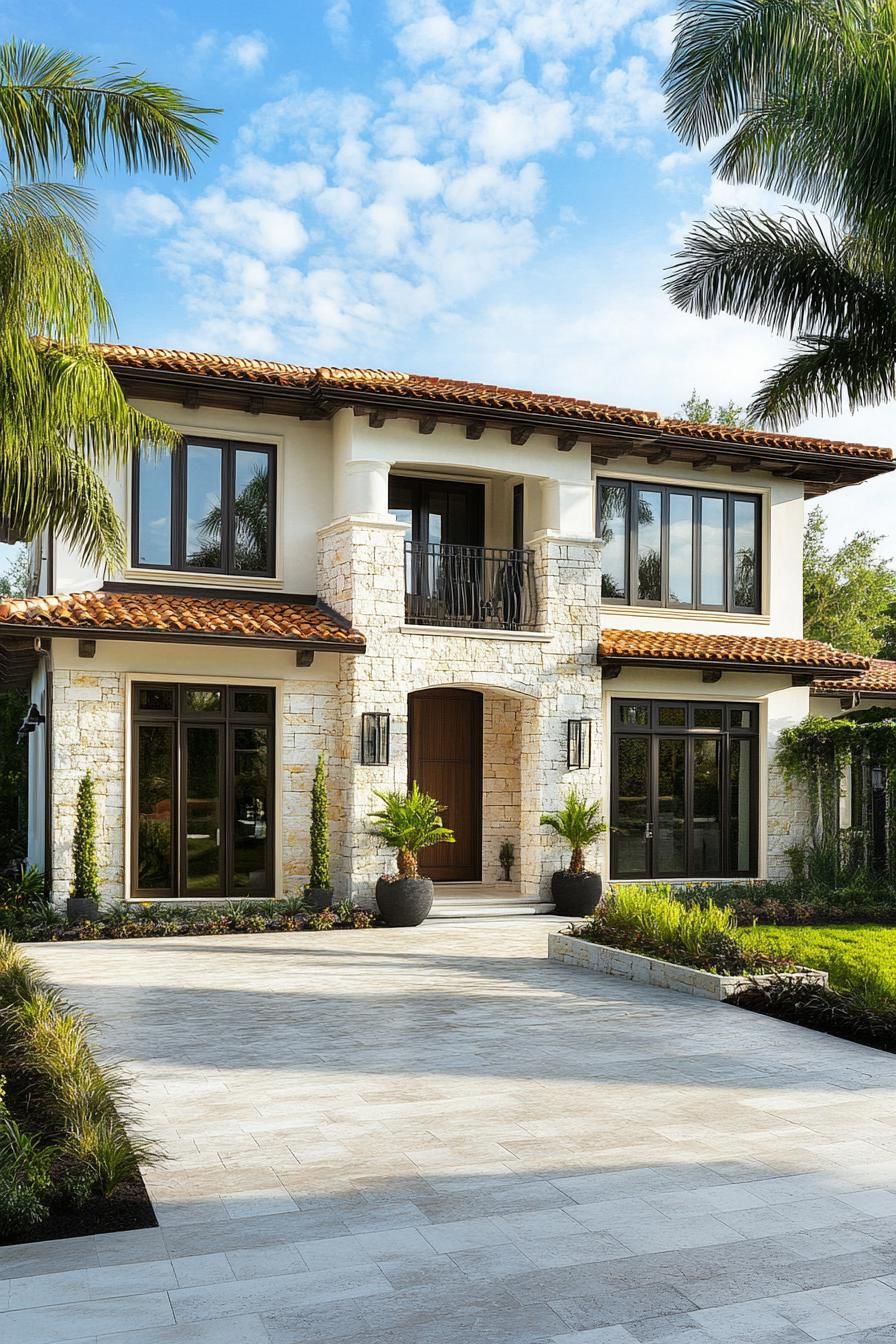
[361,712,390,765]
[567,719,591,770]
[17,702,45,744]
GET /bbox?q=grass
[571,884,791,975]
[743,924,896,1010]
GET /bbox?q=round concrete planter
[550,871,602,917]
[304,887,334,913]
[375,876,433,927]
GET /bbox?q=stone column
[317,515,410,904]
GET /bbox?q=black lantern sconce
[567,719,591,770]
[361,712,390,765]
[17,702,45,745]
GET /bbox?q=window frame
[131,681,275,900]
[609,697,759,880]
[597,479,761,614]
[132,436,277,578]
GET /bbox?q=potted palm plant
[370,782,454,926]
[540,789,608,916]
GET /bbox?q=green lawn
[743,924,896,998]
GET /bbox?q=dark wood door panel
[408,689,482,881]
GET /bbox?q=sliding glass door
[132,684,274,899]
[610,700,758,880]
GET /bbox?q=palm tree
[0,40,216,569]
[540,791,608,875]
[663,0,896,427]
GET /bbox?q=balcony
[404,541,537,632]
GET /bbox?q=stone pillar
[317,516,410,904]
[520,532,604,897]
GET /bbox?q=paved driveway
[4,920,896,1343]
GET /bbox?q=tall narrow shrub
[71,771,100,904]
[309,754,331,891]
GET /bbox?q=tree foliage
[308,754,331,892]
[678,388,753,428]
[369,782,454,879]
[0,40,217,569]
[663,0,896,426]
[803,509,896,656]
[71,771,99,904]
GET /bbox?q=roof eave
[598,653,868,678]
[0,624,366,654]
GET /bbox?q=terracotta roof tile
[0,590,365,649]
[812,658,896,696]
[97,343,893,463]
[599,628,869,673]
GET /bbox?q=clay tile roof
[0,590,365,650]
[599,628,869,673]
[96,343,892,463]
[811,658,896,696]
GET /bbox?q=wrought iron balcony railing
[404,541,537,631]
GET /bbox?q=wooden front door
[408,689,482,881]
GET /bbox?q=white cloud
[325,0,352,45]
[230,156,327,203]
[469,81,573,162]
[587,56,667,150]
[443,161,543,216]
[115,187,182,234]
[191,190,308,261]
[633,12,677,61]
[224,32,269,74]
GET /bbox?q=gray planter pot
[67,897,100,923]
[305,887,334,913]
[550,871,602,917]
[375,876,433,927]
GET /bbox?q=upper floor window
[597,480,760,613]
[133,437,276,577]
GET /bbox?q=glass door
[654,737,687,876]
[612,735,652,877]
[181,723,224,896]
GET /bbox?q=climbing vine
[776,710,896,880]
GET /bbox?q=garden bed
[548,932,826,1001]
[0,934,160,1245]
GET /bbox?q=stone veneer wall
[317,517,604,904]
[50,669,125,906]
[49,664,344,906]
[481,694,521,887]
[766,761,812,882]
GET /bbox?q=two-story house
[1,344,891,911]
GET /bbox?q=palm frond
[0,441,125,570]
[664,0,852,147]
[665,208,890,339]
[750,330,896,427]
[0,39,218,179]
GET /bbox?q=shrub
[731,977,896,1053]
[71,771,101,905]
[307,906,337,931]
[308,753,331,891]
[0,934,160,1229]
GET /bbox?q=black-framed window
[597,480,760,613]
[610,699,759,880]
[133,437,276,576]
[132,683,275,899]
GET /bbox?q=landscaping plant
[306,753,333,904]
[370,781,454,878]
[71,770,100,907]
[0,934,160,1237]
[540,790,607,874]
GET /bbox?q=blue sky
[8,0,896,565]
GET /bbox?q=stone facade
[318,516,604,904]
[766,760,813,882]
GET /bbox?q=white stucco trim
[122,671,285,903]
[399,625,554,643]
[317,515,409,539]
[604,606,772,626]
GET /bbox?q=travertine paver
[4,919,896,1342]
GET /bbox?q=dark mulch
[731,979,896,1055]
[0,1173,157,1247]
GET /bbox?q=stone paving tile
[6,921,896,1343]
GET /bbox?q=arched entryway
[408,688,482,881]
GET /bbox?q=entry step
[430,889,555,918]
